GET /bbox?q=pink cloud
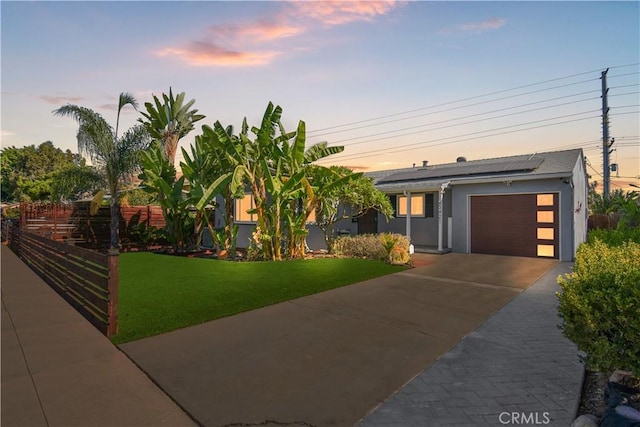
[290,1,401,26]
[156,42,279,67]
[210,20,303,42]
[155,1,403,67]
[459,18,506,32]
[40,95,85,105]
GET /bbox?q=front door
[358,209,378,234]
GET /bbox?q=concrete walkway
[0,245,196,427]
[359,262,584,427]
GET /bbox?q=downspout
[437,181,451,252]
[404,190,411,241]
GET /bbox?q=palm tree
[54,92,150,251]
[138,88,205,165]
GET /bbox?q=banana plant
[139,88,205,165]
[181,137,232,251]
[139,145,193,252]
[196,122,243,256]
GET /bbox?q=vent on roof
[422,160,428,167]
[456,156,467,162]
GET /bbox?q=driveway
[120,253,557,427]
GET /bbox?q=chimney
[456,156,467,162]
[422,160,428,167]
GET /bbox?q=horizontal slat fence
[19,202,166,251]
[6,224,118,336]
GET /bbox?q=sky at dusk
[2,1,639,189]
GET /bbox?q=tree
[228,102,345,260]
[0,141,86,202]
[54,93,151,251]
[139,142,231,253]
[138,88,205,165]
[191,123,240,255]
[180,136,232,251]
[50,163,105,202]
[139,144,193,252]
[310,165,394,250]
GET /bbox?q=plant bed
[150,247,247,261]
[575,370,640,426]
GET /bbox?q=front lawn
[114,253,402,343]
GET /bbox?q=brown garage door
[470,193,559,258]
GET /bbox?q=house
[366,148,588,261]
[220,148,588,262]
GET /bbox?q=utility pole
[601,69,614,199]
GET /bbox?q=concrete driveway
[120,253,557,427]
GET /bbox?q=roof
[368,149,583,192]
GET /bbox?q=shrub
[588,227,640,246]
[557,239,640,375]
[332,233,411,265]
[379,233,411,265]
[332,233,385,260]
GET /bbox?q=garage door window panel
[537,228,554,240]
[537,211,554,223]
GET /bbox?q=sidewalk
[1,244,196,427]
[358,262,584,427]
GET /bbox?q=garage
[470,193,559,259]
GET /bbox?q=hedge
[557,238,640,374]
[331,233,411,265]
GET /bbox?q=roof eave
[375,172,573,193]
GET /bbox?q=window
[235,194,257,222]
[398,194,425,217]
[537,211,554,223]
[537,194,554,206]
[306,208,316,224]
[425,193,435,218]
[537,244,555,257]
[537,228,554,240]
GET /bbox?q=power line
[609,71,640,79]
[319,113,601,163]
[309,77,600,137]
[308,64,639,136]
[328,94,601,147]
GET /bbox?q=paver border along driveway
[121,254,557,427]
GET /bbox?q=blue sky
[2,1,639,188]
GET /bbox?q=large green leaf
[281,169,305,196]
[304,142,344,163]
[262,158,281,194]
[230,165,250,195]
[291,120,306,168]
[196,172,232,211]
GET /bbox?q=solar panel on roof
[378,157,544,183]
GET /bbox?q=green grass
[113,253,402,344]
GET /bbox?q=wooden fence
[5,222,118,337]
[19,202,166,250]
[588,213,621,230]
